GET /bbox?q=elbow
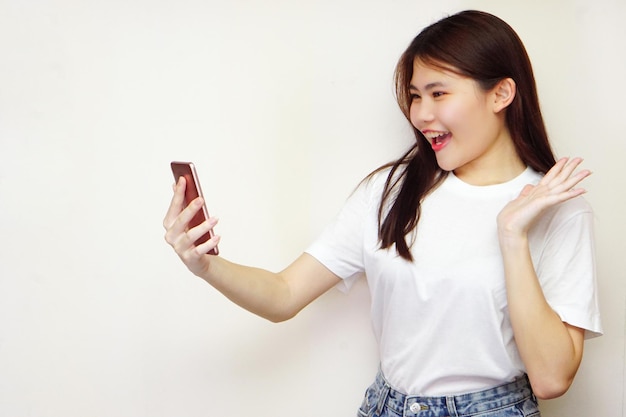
[266,313,293,323]
[529,374,575,400]
[264,306,301,323]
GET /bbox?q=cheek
[441,101,464,121]
[439,101,481,133]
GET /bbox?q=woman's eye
[410,93,421,101]
[432,91,445,98]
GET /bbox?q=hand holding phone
[170,161,219,255]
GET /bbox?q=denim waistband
[371,370,535,417]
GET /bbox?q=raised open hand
[497,157,591,242]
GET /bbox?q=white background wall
[1,0,624,416]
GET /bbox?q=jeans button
[409,402,422,413]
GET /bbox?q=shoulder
[547,195,593,222]
[533,195,594,242]
[358,164,415,216]
[357,166,394,201]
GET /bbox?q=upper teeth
[424,132,447,141]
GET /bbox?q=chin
[434,157,460,172]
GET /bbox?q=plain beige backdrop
[1,1,624,416]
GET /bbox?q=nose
[410,99,434,129]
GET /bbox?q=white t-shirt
[306,167,603,396]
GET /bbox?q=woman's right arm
[163,177,342,323]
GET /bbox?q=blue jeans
[357,370,540,417]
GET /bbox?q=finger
[559,169,591,194]
[550,157,584,185]
[163,177,187,230]
[175,226,220,262]
[540,157,569,184]
[194,234,221,256]
[541,185,588,208]
[540,172,590,207]
[173,197,206,234]
[185,217,219,243]
[518,184,535,197]
[164,198,205,248]
[167,215,208,255]
[549,159,590,193]
[541,157,588,192]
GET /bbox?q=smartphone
[170,161,219,255]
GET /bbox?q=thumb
[518,184,534,197]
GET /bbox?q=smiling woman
[379,9,558,261]
[163,9,602,417]
[0,1,621,416]
[408,64,523,180]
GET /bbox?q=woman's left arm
[497,157,590,400]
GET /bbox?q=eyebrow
[409,81,446,92]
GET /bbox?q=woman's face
[409,60,522,184]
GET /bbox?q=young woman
[164,10,602,417]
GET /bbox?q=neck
[454,131,526,185]
[454,156,526,185]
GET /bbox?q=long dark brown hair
[375,10,556,261]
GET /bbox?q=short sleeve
[305,178,377,292]
[532,198,603,339]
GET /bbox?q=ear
[492,78,516,113]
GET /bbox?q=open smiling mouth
[424,132,451,152]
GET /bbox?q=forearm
[200,256,294,323]
[500,235,583,399]
[197,253,340,323]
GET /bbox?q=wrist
[498,228,529,250]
